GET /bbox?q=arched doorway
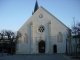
[38,40,45,53]
[53,45,57,53]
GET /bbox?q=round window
[39,14,43,18]
[38,25,45,33]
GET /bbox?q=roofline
[40,6,70,30]
[18,6,71,32]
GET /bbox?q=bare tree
[0,30,21,55]
[71,18,80,57]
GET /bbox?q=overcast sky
[0,0,80,31]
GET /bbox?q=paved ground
[62,54,80,60]
[0,53,69,60]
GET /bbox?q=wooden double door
[38,41,45,53]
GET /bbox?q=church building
[16,1,70,54]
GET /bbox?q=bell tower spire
[32,0,39,15]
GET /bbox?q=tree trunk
[11,39,13,55]
[2,44,4,57]
[75,38,77,57]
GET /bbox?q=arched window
[22,33,28,43]
[24,33,28,43]
[57,32,63,43]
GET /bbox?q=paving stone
[0,54,69,60]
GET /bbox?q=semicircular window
[38,25,45,33]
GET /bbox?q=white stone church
[16,1,70,54]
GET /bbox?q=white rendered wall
[16,6,70,54]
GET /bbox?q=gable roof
[18,6,70,31]
[39,6,70,30]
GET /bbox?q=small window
[57,32,63,43]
